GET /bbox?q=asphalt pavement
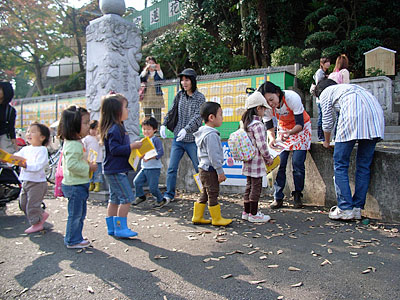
[0,189,399,300]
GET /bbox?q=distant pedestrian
[0,82,18,153]
[328,54,350,84]
[133,117,165,207]
[260,81,312,209]
[4,123,50,234]
[159,68,205,204]
[313,57,331,141]
[140,56,165,124]
[193,102,232,226]
[82,120,103,192]
[241,91,273,223]
[58,106,98,248]
[99,93,142,238]
[316,79,384,221]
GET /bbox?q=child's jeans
[198,168,219,206]
[62,183,89,246]
[90,162,103,183]
[134,168,162,203]
[19,181,47,225]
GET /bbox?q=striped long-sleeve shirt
[319,84,384,142]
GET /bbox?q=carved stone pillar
[86,1,142,141]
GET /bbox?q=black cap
[178,68,197,78]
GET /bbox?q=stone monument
[86,0,142,141]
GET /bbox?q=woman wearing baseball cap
[259,81,312,209]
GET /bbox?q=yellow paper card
[137,136,155,156]
[88,149,98,179]
[193,173,203,193]
[0,148,26,166]
[128,137,155,171]
[266,156,280,174]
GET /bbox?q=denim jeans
[104,173,134,205]
[164,139,199,199]
[333,139,378,210]
[90,162,103,183]
[62,183,89,246]
[317,103,324,141]
[134,168,163,203]
[274,150,307,200]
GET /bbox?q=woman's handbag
[54,152,64,197]
[166,97,180,131]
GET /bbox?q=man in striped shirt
[316,79,384,221]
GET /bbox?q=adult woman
[0,82,18,153]
[159,68,205,205]
[140,56,165,124]
[313,57,331,141]
[316,79,384,220]
[328,54,350,84]
[259,81,312,209]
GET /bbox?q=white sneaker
[329,206,354,220]
[248,212,271,223]
[241,211,249,221]
[353,208,362,220]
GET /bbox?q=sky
[67,0,145,11]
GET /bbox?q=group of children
[6,87,278,249]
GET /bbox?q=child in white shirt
[11,123,50,233]
[83,120,103,192]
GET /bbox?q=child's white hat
[245,91,271,110]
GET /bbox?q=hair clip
[108,90,117,95]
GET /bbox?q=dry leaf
[221,274,233,279]
[277,250,283,255]
[203,258,211,263]
[87,286,94,294]
[277,296,284,300]
[368,266,377,272]
[149,269,157,272]
[327,248,333,254]
[210,258,220,261]
[205,266,214,270]
[250,280,266,285]
[321,259,332,266]
[124,248,129,253]
[362,269,371,274]
[248,250,257,255]
[154,255,168,259]
[64,274,75,277]
[19,288,29,295]
[288,266,301,271]
[259,255,268,260]
[268,264,279,268]
[291,282,303,288]
[289,235,297,239]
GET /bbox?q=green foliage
[366,67,386,77]
[271,46,303,67]
[297,65,315,92]
[54,71,86,93]
[350,26,382,40]
[305,31,336,47]
[318,15,339,31]
[301,48,320,63]
[230,55,250,71]
[321,45,342,58]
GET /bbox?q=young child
[193,102,232,226]
[133,117,165,206]
[9,122,50,233]
[83,120,103,192]
[99,93,142,238]
[241,91,273,223]
[58,106,98,248]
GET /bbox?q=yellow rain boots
[192,202,212,224]
[89,182,95,191]
[208,204,232,226]
[94,182,101,192]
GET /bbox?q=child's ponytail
[241,107,257,132]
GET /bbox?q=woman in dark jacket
[0,82,17,153]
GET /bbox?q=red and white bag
[54,152,64,197]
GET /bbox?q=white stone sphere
[99,0,126,16]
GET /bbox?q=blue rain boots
[113,216,138,238]
[105,216,114,236]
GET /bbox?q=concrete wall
[160,139,400,222]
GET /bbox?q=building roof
[364,46,397,55]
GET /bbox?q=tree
[0,0,69,95]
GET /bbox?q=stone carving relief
[86,13,142,140]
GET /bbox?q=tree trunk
[240,0,249,56]
[253,46,259,68]
[33,59,45,95]
[256,0,269,67]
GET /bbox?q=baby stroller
[0,163,21,208]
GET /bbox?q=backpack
[228,126,256,162]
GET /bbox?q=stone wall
[160,139,400,222]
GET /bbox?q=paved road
[1,190,399,300]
